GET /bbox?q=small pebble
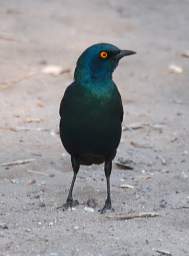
[39,202,46,207]
[86,198,97,208]
[181,50,189,58]
[41,65,66,76]
[34,194,40,199]
[181,171,188,179]
[50,130,56,137]
[39,59,47,65]
[160,199,167,208]
[40,181,46,185]
[10,179,18,184]
[0,223,8,230]
[120,184,134,189]
[28,179,36,185]
[84,206,95,213]
[169,64,183,74]
[25,228,32,232]
[48,222,54,227]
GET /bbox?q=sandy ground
[0,0,189,255]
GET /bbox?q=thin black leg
[100,160,114,214]
[58,156,80,210]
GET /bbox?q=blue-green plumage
[60,79,122,164]
[59,43,135,212]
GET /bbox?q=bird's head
[74,43,136,84]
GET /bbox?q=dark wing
[59,82,76,118]
[112,81,124,123]
[119,95,124,123]
[116,89,124,123]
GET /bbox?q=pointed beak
[114,50,136,61]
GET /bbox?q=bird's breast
[60,83,122,159]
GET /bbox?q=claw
[99,206,115,214]
[57,199,79,211]
[99,199,114,214]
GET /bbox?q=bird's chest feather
[74,86,118,122]
[60,82,123,156]
[61,82,122,135]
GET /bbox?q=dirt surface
[0,1,189,255]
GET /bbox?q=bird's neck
[74,65,112,85]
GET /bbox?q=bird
[59,43,136,213]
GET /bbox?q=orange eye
[100,51,108,59]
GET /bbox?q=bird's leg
[59,156,80,210]
[100,160,114,214]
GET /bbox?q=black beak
[115,50,136,61]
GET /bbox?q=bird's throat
[74,65,112,85]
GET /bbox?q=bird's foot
[99,199,114,214]
[57,198,79,211]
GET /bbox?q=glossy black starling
[59,43,135,213]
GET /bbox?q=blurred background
[0,1,189,255]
